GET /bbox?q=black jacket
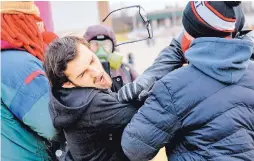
[49,87,139,161]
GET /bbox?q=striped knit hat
[182,1,242,38]
[0,1,40,15]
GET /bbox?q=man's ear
[62,81,75,88]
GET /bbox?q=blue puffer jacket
[121,38,254,161]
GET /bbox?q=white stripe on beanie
[193,1,235,31]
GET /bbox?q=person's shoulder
[2,50,42,66]
[2,50,45,89]
[237,61,254,90]
[89,89,124,110]
[159,65,203,93]
[145,66,200,113]
[2,50,44,78]
[93,89,117,100]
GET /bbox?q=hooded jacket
[122,38,254,161]
[49,87,139,161]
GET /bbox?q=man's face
[62,43,112,89]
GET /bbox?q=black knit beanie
[182,1,242,38]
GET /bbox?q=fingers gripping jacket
[118,76,156,102]
[118,83,140,102]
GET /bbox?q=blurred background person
[1,1,59,161]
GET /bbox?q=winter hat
[1,1,58,61]
[83,24,117,47]
[182,1,242,38]
[1,1,40,15]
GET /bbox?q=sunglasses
[102,5,153,47]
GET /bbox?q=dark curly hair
[44,36,90,88]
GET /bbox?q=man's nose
[88,66,102,77]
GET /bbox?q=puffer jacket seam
[182,80,227,125]
[181,85,228,132]
[202,103,250,135]
[173,151,208,160]
[235,102,253,109]
[129,135,158,160]
[235,84,254,92]
[137,109,174,137]
[160,71,204,117]
[207,127,243,149]
[209,148,254,160]
[127,92,179,154]
[123,143,148,161]
[205,108,253,155]
[159,80,177,115]
[171,73,203,97]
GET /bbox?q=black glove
[117,77,156,102]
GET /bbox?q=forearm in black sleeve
[135,38,185,87]
[89,92,138,127]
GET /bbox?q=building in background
[135,7,183,30]
[111,6,183,40]
[37,1,254,38]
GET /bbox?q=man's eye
[80,72,85,78]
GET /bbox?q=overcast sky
[109,0,188,12]
[50,1,254,33]
[51,1,188,32]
